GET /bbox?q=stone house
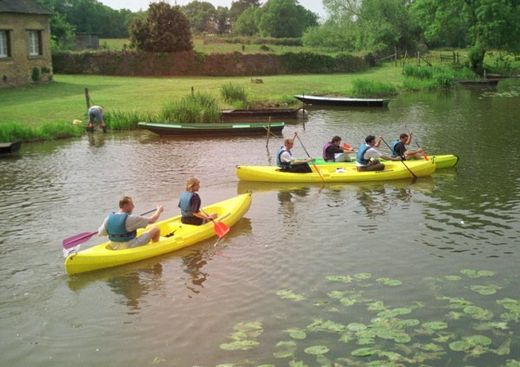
[0,0,53,87]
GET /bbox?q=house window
[0,30,11,58]
[28,30,42,56]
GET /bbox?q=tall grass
[350,79,397,97]
[402,64,478,90]
[0,121,83,142]
[105,110,159,130]
[160,93,220,124]
[220,83,249,108]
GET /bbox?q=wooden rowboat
[0,141,22,155]
[220,108,302,121]
[295,94,389,107]
[138,122,284,136]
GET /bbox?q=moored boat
[0,141,22,155]
[220,108,302,121]
[294,94,389,107]
[236,160,436,183]
[138,121,284,136]
[64,193,252,275]
[458,79,499,86]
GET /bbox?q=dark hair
[365,135,376,144]
[119,196,133,208]
[400,133,408,139]
[331,136,341,143]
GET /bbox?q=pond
[0,84,519,366]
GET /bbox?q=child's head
[186,177,200,192]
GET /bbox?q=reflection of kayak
[236,160,436,183]
[65,193,252,275]
[312,154,459,169]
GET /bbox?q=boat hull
[294,95,389,107]
[138,122,284,136]
[65,193,252,275]
[220,108,301,120]
[0,141,21,154]
[313,154,459,169]
[236,160,436,183]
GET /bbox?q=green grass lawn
[0,63,403,127]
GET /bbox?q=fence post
[84,88,91,110]
[394,46,398,66]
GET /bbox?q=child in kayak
[178,177,217,225]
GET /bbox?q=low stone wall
[52,50,368,76]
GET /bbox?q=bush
[402,65,433,79]
[31,67,41,82]
[160,93,220,123]
[350,79,397,97]
[0,121,82,142]
[220,83,248,107]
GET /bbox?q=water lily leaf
[474,321,508,331]
[417,343,444,352]
[446,311,463,320]
[376,278,402,286]
[347,323,367,332]
[465,335,492,346]
[460,269,495,278]
[506,359,520,367]
[400,319,420,327]
[438,296,473,309]
[304,345,329,355]
[449,335,492,353]
[351,347,378,357]
[376,307,412,319]
[220,339,259,351]
[340,297,358,306]
[449,340,470,352]
[492,338,511,356]
[231,321,263,339]
[276,289,305,301]
[497,298,520,321]
[257,365,275,367]
[444,275,462,281]
[353,272,372,280]
[289,361,308,367]
[470,284,501,295]
[285,328,307,340]
[307,319,346,333]
[316,354,332,366]
[325,275,352,283]
[422,321,448,330]
[327,291,346,299]
[367,301,386,312]
[273,340,297,359]
[463,305,494,320]
[339,332,354,343]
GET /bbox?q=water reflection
[87,132,105,147]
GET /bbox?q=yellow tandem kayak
[236,160,436,183]
[312,154,459,169]
[65,193,252,275]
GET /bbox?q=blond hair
[186,177,200,191]
[119,196,133,208]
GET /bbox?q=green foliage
[160,93,220,123]
[31,68,41,82]
[403,65,433,79]
[280,52,367,73]
[258,0,318,38]
[232,6,260,36]
[129,2,193,52]
[230,0,260,22]
[0,121,82,142]
[104,110,158,130]
[224,36,302,46]
[350,78,398,97]
[302,23,356,51]
[220,83,249,107]
[402,64,477,90]
[215,6,231,34]
[182,1,217,34]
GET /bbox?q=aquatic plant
[160,92,220,124]
[276,289,305,301]
[220,83,249,108]
[350,79,397,98]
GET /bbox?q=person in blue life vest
[391,133,424,160]
[98,196,164,250]
[323,135,355,162]
[86,105,107,133]
[276,138,312,173]
[178,177,217,226]
[356,135,400,171]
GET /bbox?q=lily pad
[460,269,495,278]
[276,289,305,301]
[497,298,520,321]
[220,339,259,351]
[289,361,308,367]
[422,321,448,330]
[417,343,444,352]
[506,359,520,367]
[340,297,358,306]
[307,319,346,333]
[327,291,346,299]
[285,328,307,340]
[347,323,367,332]
[470,284,501,295]
[444,275,462,281]
[376,307,412,319]
[325,275,352,283]
[367,301,386,312]
[449,335,492,353]
[376,278,402,286]
[353,272,372,280]
[463,305,494,320]
[351,347,378,357]
[273,340,297,359]
[304,345,329,355]
[474,321,508,331]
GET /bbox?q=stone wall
[0,13,52,88]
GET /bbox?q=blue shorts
[88,108,103,123]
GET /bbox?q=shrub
[160,93,220,123]
[0,121,82,142]
[31,67,41,82]
[402,65,433,79]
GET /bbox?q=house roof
[0,0,52,15]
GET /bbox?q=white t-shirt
[279,149,293,163]
[356,145,384,166]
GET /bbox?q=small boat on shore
[138,121,284,136]
[220,108,302,121]
[458,79,499,86]
[0,141,22,155]
[64,193,252,275]
[236,160,435,183]
[294,94,390,107]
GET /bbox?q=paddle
[380,137,418,181]
[404,125,428,160]
[62,208,156,250]
[200,209,230,239]
[294,132,326,183]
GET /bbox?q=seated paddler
[178,177,217,226]
[323,135,355,162]
[98,196,164,250]
[276,138,312,173]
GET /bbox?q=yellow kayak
[236,160,436,183]
[65,193,252,275]
[313,154,459,169]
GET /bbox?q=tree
[182,1,217,34]
[129,2,193,52]
[257,0,318,38]
[215,6,231,34]
[37,0,76,50]
[229,0,260,22]
[232,6,259,36]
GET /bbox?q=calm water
[1,85,519,366]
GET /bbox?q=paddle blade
[62,231,97,249]
[213,221,230,239]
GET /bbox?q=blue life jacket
[356,143,371,165]
[276,146,291,169]
[106,212,136,242]
[178,191,195,217]
[390,140,400,157]
[322,142,334,161]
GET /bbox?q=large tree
[129,2,193,52]
[257,0,318,38]
[182,1,217,34]
[232,6,259,35]
[229,0,260,22]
